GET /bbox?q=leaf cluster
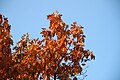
[0,12,95,80]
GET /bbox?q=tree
[0,11,95,80]
[0,14,14,79]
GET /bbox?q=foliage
[0,12,95,80]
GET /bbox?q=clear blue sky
[0,0,120,80]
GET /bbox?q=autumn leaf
[81,63,86,66]
[90,52,95,60]
[73,22,77,25]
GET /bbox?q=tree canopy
[0,11,95,80]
